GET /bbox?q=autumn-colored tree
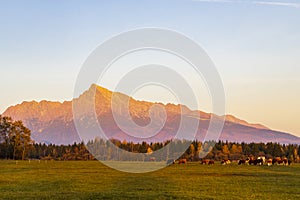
[294,148,299,161]
[0,116,32,160]
[147,147,153,154]
[0,116,13,158]
[222,144,230,155]
[230,144,238,154]
[196,142,202,155]
[189,144,195,161]
[237,145,243,153]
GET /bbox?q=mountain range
[2,84,300,144]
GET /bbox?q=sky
[0,0,299,136]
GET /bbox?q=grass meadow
[0,160,299,199]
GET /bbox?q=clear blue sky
[0,0,300,136]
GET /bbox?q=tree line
[1,115,300,161]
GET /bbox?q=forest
[22,139,300,162]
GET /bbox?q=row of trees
[1,115,300,161]
[14,138,300,162]
[190,140,300,161]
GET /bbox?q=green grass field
[0,160,299,200]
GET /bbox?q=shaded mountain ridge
[3,84,300,144]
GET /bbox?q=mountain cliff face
[3,84,300,144]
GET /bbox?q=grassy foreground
[0,160,299,200]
